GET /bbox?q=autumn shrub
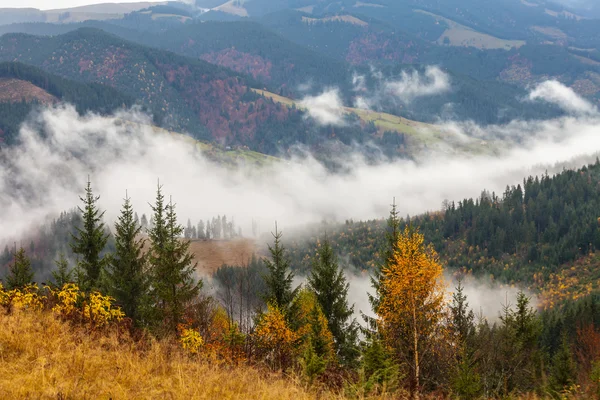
[49,283,125,328]
[0,283,44,311]
[179,324,204,354]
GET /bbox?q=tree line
[3,181,600,397]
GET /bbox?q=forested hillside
[0,62,135,145]
[282,161,600,310]
[0,29,419,157]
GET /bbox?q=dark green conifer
[263,223,297,312]
[105,194,150,325]
[148,185,201,335]
[71,179,109,290]
[51,253,73,288]
[308,237,359,366]
[5,247,34,289]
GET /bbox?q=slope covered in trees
[0,61,135,145]
[283,161,600,309]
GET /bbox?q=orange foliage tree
[376,227,447,399]
[254,303,298,371]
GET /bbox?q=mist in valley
[0,73,596,318]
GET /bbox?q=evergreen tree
[263,223,297,312]
[51,253,72,288]
[550,334,576,393]
[140,214,148,230]
[450,279,476,346]
[71,179,109,290]
[5,247,34,289]
[148,185,202,335]
[308,237,359,366]
[105,194,150,325]
[367,199,400,328]
[197,220,205,239]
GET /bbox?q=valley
[2,0,600,398]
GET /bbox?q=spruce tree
[105,194,149,325]
[5,247,34,289]
[148,185,201,335]
[71,179,109,290]
[308,237,359,366]
[450,280,476,346]
[263,223,297,312]
[51,253,73,288]
[550,334,576,393]
[366,199,400,330]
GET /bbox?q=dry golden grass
[0,309,341,399]
[188,238,259,274]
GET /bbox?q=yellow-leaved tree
[254,303,298,371]
[376,227,447,400]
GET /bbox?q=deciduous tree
[376,227,446,399]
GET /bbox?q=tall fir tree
[5,247,34,289]
[263,223,297,312]
[450,279,476,346]
[71,179,109,290]
[308,237,359,366]
[148,185,201,335]
[51,253,73,288]
[366,199,401,331]
[105,194,150,325]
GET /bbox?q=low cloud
[354,66,451,110]
[299,88,346,126]
[528,80,597,115]
[2,80,600,256]
[385,66,451,103]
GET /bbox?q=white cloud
[528,80,597,115]
[353,66,451,110]
[299,88,346,126]
[384,66,451,103]
[2,97,600,247]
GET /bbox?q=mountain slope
[0,61,135,145]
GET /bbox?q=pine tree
[71,179,109,290]
[308,237,359,366]
[367,199,400,328]
[263,223,297,312]
[5,247,34,289]
[148,185,202,335]
[105,194,149,325]
[550,333,576,393]
[51,253,73,288]
[450,279,475,346]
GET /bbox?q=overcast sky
[0,0,154,10]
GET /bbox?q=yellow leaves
[377,226,447,346]
[179,326,204,354]
[255,304,297,351]
[51,283,79,317]
[50,283,124,328]
[0,283,122,328]
[82,292,125,327]
[0,283,44,311]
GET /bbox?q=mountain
[0,2,166,25]
[0,20,566,126]
[0,61,135,145]
[0,29,417,158]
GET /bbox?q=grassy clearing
[415,10,526,50]
[0,309,347,399]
